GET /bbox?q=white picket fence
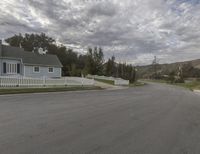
[87,75,129,86]
[0,76,94,87]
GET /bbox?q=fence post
[43,76,46,87]
[17,76,21,87]
[0,76,1,87]
[17,76,20,87]
[81,77,84,87]
[92,78,95,85]
[64,77,67,86]
[19,76,22,87]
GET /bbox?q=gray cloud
[87,1,117,17]
[1,0,200,65]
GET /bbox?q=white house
[0,40,62,78]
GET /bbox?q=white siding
[0,59,2,75]
[0,59,22,76]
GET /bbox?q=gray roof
[1,45,63,67]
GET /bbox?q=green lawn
[175,81,200,90]
[0,86,102,95]
[142,79,168,84]
[94,78,115,85]
[143,79,200,91]
[129,81,146,87]
[95,78,146,87]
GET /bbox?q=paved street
[0,83,200,154]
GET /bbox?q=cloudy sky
[0,0,200,65]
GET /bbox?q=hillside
[137,59,200,78]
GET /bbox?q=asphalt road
[1,83,200,154]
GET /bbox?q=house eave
[24,63,62,68]
[0,57,62,67]
[0,56,23,64]
[0,56,22,61]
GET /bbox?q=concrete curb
[193,90,200,93]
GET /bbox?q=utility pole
[133,67,137,82]
[177,65,184,82]
[152,56,157,79]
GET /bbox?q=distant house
[0,40,62,78]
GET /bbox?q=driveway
[0,83,200,154]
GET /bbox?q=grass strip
[142,79,200,91]
[0,86,102,95]
[129,82,146,87]
[94,78,115,85]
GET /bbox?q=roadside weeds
[0,86,102,95]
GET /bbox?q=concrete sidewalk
[94,80,128,90]
[193,89,200,94]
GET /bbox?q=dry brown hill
[137,59,200,78]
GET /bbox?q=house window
[33,66,40,73]
[3,63,19,74]
[48,67,54,73]
[17,64,20,74]
[3,63,6,73]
